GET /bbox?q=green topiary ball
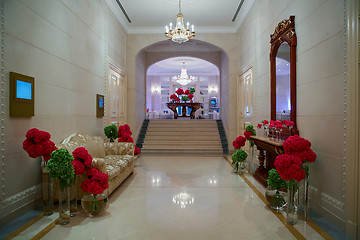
[266,169,287,190]
[104,124,118,142]
[47,148,74,190]
[231,149,248,163]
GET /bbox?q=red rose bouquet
[72,147,93,175]
[232,136,246,149]
[134,145,141,156]
[118,124,134,143]
[283,135,316,163]
[175,88,184,95]
[274,154,305,182]
[23,128,57,162]
[81,168,109,195]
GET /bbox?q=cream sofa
[55,133,135,199]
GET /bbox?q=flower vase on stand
[248,146,256,174]
[81,192,108,217]
[297,162,310,220]
[287,179,298,225]
[42,161,54,216]
[58,184,71,225]
[233,161,246,174]
[70,175,78,217]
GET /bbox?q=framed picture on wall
[9,72,35,117]
[96,94,104,117]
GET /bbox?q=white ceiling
[104,0,256,34]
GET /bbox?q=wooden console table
[250,136,284,187]
[166,102,202,119]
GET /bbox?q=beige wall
[1,0,126,224]
[237,0,347,229]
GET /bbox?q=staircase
[139,119,227,155]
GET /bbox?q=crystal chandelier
[165,0,195,44]
[173,62,196,86]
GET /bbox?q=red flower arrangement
[72,147,93,175]
[117,124,141,156]
[170,94,177,100]
[81,168,109,195]
[187,94,194,99]
[244,130,253,139]
[263,120,269,125]
[23,128,57,162]
[257,123,262,128]
[175,88,184,95]
[274,154,305,182]
[134,146,141,156]
[283,135,316,162]
[185,89,190,94]
[233,136,246,149]
[118,124,133,142]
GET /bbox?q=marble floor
[6,155,332,239]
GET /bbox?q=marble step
[140,149,224,155]
[145,131,219,136]
[146,127,218,132]
[143,135,221,141]
[142,143,222,149]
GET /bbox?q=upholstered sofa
[54,133,135,200]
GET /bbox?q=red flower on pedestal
[23,128,57,161]
[244,130,252,139]
[274,154,305,182]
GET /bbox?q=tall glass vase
[297,162,310,220]
[248,146,256,174]
[42,162,54,216]
[58,185,71,225]
[287,179,298,225]
[70,175,78,217]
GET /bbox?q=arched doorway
[146,56,220,119]
[130,39,231,143]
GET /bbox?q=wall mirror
[270,16,298,135]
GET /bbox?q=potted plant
[265,169,287,210]
[104,124,117,142]
[231,149,248,174]
[81,168,109,216]
[46,148,75,225]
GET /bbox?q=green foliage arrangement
[104,124,117,142]
[266,169,287,190]
[181,95,190,102]
[231,149,248,163]
[189,88,195,94]
[47,148,74,190]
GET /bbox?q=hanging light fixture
[165,0,195,44]
[173,62,196,86]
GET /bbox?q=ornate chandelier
[173,62,196,86]
[165,0,195,44]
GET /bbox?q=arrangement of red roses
[81,168,109,196]
[117,124,141,156]
[170,88,195,103]
[71,147,93,175]
[274,135,316,182]
[23,128,58,162]
[258,119,294,131]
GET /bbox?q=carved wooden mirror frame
[270,15,298,136]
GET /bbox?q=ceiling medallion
[165,0,195,44]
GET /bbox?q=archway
[146,56,220,119]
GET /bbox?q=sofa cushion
[84,140,105,158]
[105,142,135,156]
[104,156,128,180]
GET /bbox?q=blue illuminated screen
[99,97,104,108]
[16,80,32,100]
[210,100,216,105]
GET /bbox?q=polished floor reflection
[20,155,328,239]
